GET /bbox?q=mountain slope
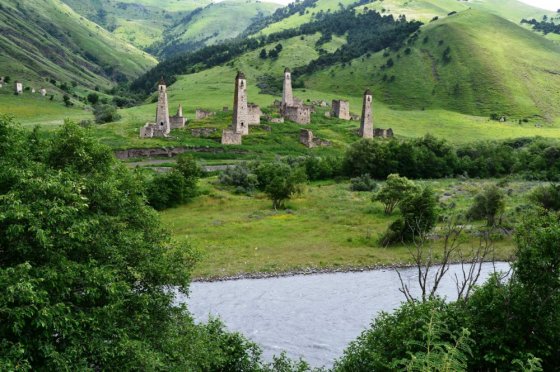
[61,0,280,57]
[306,9,560,120]
[0,0,156,90]
[360,0,557,23]
[156,1,281,58]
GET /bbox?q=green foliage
[466,185,505,226]
[334,299,466,371]
[219,163,259,194]
[529,183,560,211]
[350,173,378,192]
[87,93,99,105]
[255,162,307,209]
[381,186,438,245]
[147,156,201,210]
[464,211,560,370]
[374,174,418,214]
[93,104,121,124]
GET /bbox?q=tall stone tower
[155,77,170,135]
[359,89,374,138]
[282,68,293,107]
[232,71,249,135]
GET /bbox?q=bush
[373,174,418,214]
[87,93,99,105]
[350,174,378,192]
[467,185,505,226]
[381,186,438,245]
[529,184,560,211]
[93,104,121,124]
[219,163,259,194]
[255,162,307,209]
[147,155,200,210]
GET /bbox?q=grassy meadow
[163,178,539,279]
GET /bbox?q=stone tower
[155,77,170,135]
[359,89,374,138]
[282,68,293,107]
[15,81,23,95]
[232,71,249,135]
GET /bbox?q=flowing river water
[178,262,510,368]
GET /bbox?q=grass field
[162,178,538,279]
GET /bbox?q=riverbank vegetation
[3,117,560,370]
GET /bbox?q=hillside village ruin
[138,68,393,144]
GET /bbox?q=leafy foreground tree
[0,117,311,371]
[466,184,505,226]
[374,174,419,215]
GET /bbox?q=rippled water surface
[180,262,509,367]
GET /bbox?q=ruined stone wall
[169,115,186,129]
[300,129,314,148]
[331,100,350,120]
[284,105,311,124]
[196,109,215,120]
[373,128,394,138]
[221,129,242,145]
[15,82,23,94]
[247,104,261,125]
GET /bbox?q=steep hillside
[0,0,156,90]
[306,10,560,120]
[62,0,279,57]
[156,1,281,58]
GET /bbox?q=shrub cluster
[344,135,560,181]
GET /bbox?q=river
[179,262,510,368]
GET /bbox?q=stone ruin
[195,109,215,120]
[140,78,186,138]
[299,129,331,148]
[331,99,350,120]
[280,68,311,124]
[40,87,47,96]
[31,88,36,94]
[374,128,394,138]
[15,81,23,95]
[359,89,374,138]
[221,72,262,145]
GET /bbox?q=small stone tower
[359,89,374,138]
[155,77,170,135]
[282,68,293,107]
[232,71,249,135]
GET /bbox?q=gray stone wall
[359,90,374,138]
[331,100,350,120]
[221,129,242,145]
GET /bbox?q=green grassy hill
[158,1,281,57]
[61,0,280,57]
[306,10,560,120]
[0,0,156,91]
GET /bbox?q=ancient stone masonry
[222,72,261,145]
[331,100,350,120]
[232,71,250,135]
[15,81,23,95]
[40,88,47,96]
[299,129,331,148]
[170,104,187,129]
[190,128,217,138]
[221,129,242,145]
[196,109,215,120]
[280,68,312,124]
[359,89,374,138]
[247,104,261,125]
[374,128,394,138]
[140,78,186,138]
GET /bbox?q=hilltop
[0,0,156,91]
